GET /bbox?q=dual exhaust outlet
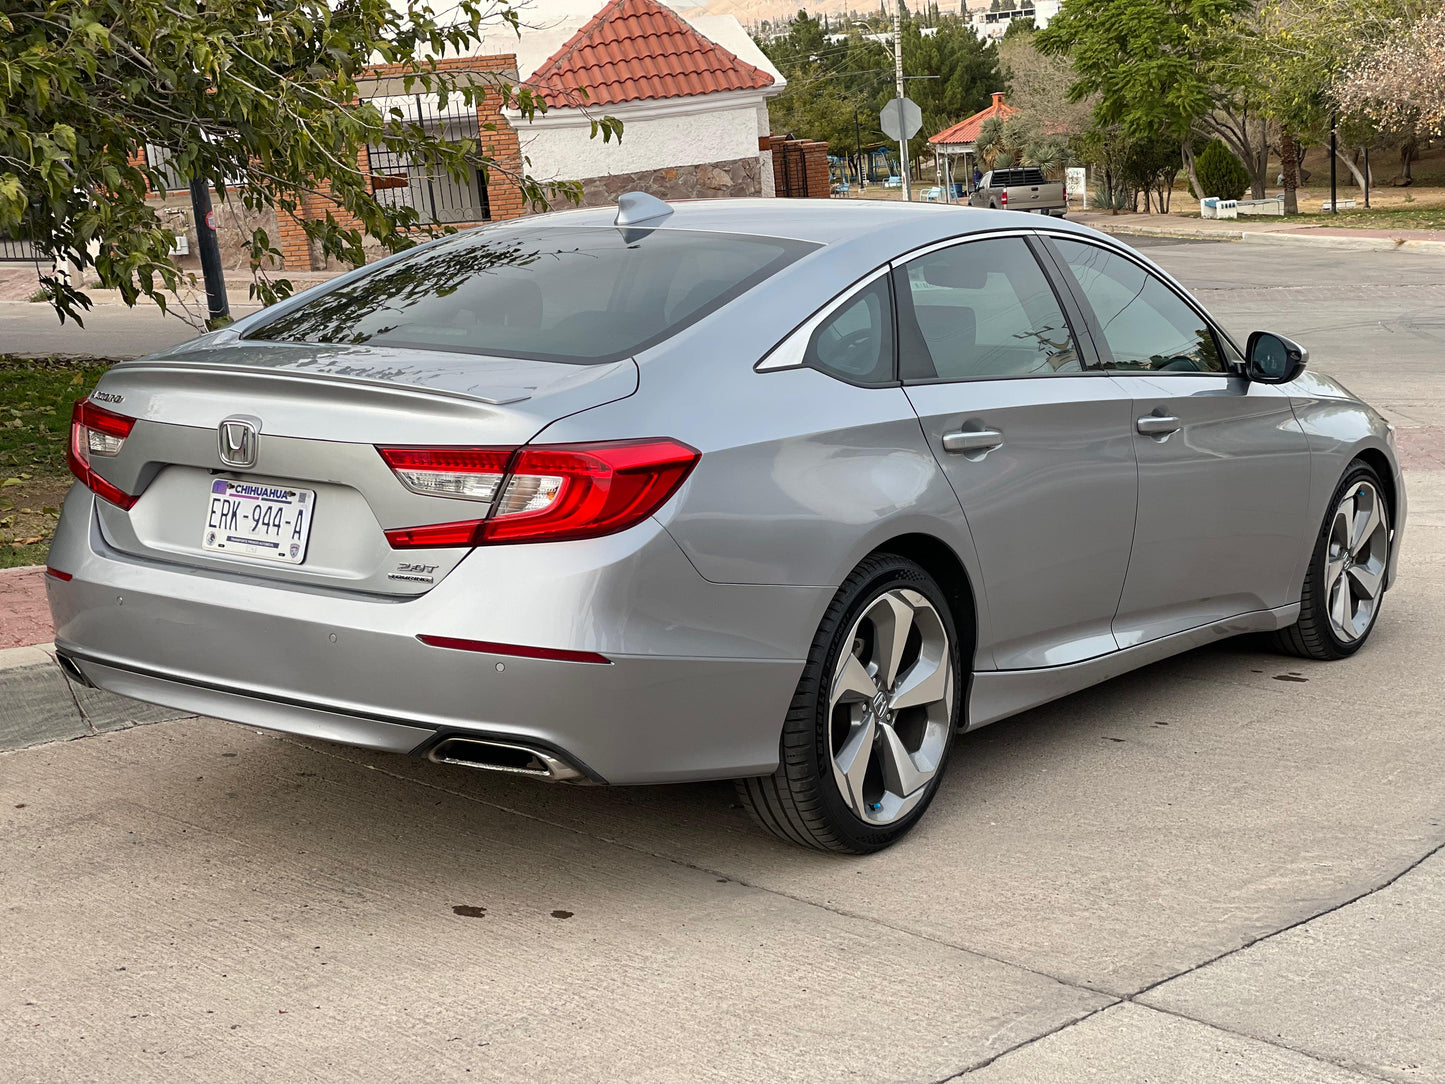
[426,736,587,783]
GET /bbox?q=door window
[1052,238,1225,374]
[804,276,895,385]
[897,238,1082,382]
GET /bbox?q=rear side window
[804,276,895,386]
[1052,238,1225,374]
[246,226,816,364]
[897,237,1081,381]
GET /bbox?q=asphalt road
[3,240,1445,1082]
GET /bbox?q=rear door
[1043,235,1312,646]
[897,234,1138,670]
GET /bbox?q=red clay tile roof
[530,0,776,108]
[930,92,1016,146]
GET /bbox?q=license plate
[202,480,315,564]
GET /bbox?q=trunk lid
[84,341,638,596]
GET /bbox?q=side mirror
[1246,331,1308,383]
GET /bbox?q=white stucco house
[474,0,788,203]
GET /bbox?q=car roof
[516,197,1095,248]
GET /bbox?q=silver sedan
[47,195,1405,852]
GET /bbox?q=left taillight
[68,399,138,510]
[377,438,700,549]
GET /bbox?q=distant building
[523,0,786,203]
[964,0,1061,40]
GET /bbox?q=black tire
[736,554,964,853]
[1272,460,1391,660]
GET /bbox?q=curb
[1089,220,1445,254]
[0,642,191,754]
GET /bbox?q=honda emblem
[218,416,261,469]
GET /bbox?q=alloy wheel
[1325,480,1389,643]
[828,588,954,825]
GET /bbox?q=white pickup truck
[968,167,1068,217]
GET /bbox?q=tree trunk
[1336,148,1367,195]
[1181,139,1202,202]
[1256,118,1269,198]
[1400,137,1417,184]
[1280,128,1299,214]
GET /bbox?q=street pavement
[0,299,261,358]
[2,240,1444,1082]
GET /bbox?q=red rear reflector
[45,567,73,581]
[68,399,139,509]
[381,438,700,548]
[416,634,610,665]
[383,519,487,549]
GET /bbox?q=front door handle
[942,428,1004,454]
[1136,414,1181,437]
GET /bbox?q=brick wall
[768,136,831,199]
[278,53,527,271]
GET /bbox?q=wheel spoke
[867,592,916,689]
[1347,561,1383,600]
[1334,496,1355,548]
[1330,574,1351,635]
[1351,492,1382,555]
[1325,549,1347,593]
[832,651,876,708]
[832,713,876,817]
[891,647,949,711]
[876,721,930,798]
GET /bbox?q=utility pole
[893,2,909,201]
[188,176,230,327]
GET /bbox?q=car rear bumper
[47,488,823,784]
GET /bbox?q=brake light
[1000,189,1008,207]
[378,438,700,548]
[375,446,511,502]
[68,399,138,510]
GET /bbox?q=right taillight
[68,399,138,509]
[377,438,700,548]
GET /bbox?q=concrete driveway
[3,240,1444,1083]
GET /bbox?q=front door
[1045,236,1312,646]
[896,234,1138,670]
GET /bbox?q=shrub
[1195,140,1251,200]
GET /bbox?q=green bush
[1194,140,1251,201]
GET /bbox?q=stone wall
[575,155,763,208]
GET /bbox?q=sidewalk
[1070,209,1445,252]
[0,265,343,306]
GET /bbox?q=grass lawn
[1,355,116,568]
[1286,202,1445,231]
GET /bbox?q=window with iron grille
[145,144,190,194]
[366,95,492,226]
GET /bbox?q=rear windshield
[246,225,817,363]
[991,168,1047,186]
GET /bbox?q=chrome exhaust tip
[55,651,95,688]
[426,737,586,783]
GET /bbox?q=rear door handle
[942,428,1003,454]
[1136,414,1181,437]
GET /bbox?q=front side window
[1052,238,1224,374]
[247,226,816,364]
[897,237,1081,382]
[804,276,895,385]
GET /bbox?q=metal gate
[775,141,809,199]
[0,235,38,262]
[367,95,492,225]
